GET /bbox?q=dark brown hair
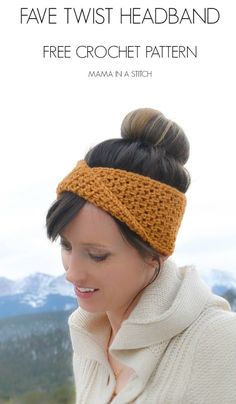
[46,108,190,301]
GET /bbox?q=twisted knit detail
[56,160,186,256]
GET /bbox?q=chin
[78,301,104,314]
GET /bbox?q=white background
[1,0,236,279]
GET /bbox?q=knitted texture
[67,259,236,403]
[56,159,187,256]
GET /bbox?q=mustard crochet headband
[56,160,186,256]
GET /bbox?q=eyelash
[59,241,108,262]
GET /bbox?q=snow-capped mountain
[0,268,235,319]
[0,272,74,297]
[0,272,77,319]
[0,277,14,296]
[201,268,236,296]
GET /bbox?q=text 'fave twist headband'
[56,160,187,256]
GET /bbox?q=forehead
[61,202,124,247]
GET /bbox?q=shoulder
[184,310,236,402]
[192,309,236,366]
[196,310,236,351]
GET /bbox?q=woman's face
[60,201,159,314]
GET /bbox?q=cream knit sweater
[68,259,236,403]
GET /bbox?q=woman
[46,108,236,403]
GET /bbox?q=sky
[1,0,236,280]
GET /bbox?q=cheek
[108,258,142,287]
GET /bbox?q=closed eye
[59,241,108,262]
[89,254,108,262]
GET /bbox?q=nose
[64,253,88,286]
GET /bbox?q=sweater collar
[69,259,217,353]
[110,258,211,349]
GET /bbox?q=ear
[144,254,168,269]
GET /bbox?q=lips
[74,287,99,299]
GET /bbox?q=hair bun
[121,107,189,165]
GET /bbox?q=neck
[106,288,144,342]
[106,266,160,343]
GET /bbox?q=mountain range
[0,272,77,319]
[0,267,236,318]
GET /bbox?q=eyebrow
[81,242,109,248]
[59,235,110,248]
